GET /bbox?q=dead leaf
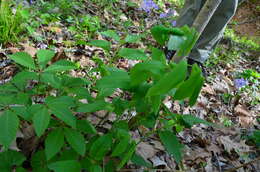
[136,142,156,160]
[218,136,251,154]
[202,83,216,95]
[22,44,37,57]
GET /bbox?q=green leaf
[48,160,81,172]
[11,71,38,89]
[151,47,166,65]
[37,49,55,69]
[0,111,19,148]
[151,25,184,45]
[167,35,185,50]
[131,153,152,168]
[33,105,50,137]
[0,150,26,170]
[88,40,111,51]
[11,106,31,120]
[77,100,112,113]
[159,130,183,164]
[77,120,97,134]
[96,70,130,90]
[189,76,204,106]
[146,60,187,97]
[90,134,113,160]
[46,97,76,128]
[89,165,102,172]
[45,128,64,160]
[41,73,62,89]
[8,52,36,69]
[130,60,165,86]
[182,115,213,127]
[117,142,136,169]
[44,60,77,72]
[124,34,141,43]
[31,150,48,172]
[100,30,120,41]
[174,64,201,100]
[64,128,86,156]
[111,137,129,157]
[118,48,147,60]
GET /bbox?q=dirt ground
[232,1,260,41]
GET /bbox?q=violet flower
[141,0,159,13]
[171,20,177,26]
[234,78,248,89]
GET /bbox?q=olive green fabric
[176,0,243,63]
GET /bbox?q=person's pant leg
[189,0,239,63]
[176,0,203,27]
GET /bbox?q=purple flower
[171,20,177,26]
[159,9,177,18]
[141,0,159,13]
[234,78,248,89]
[159,12,168,18]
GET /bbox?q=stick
[173,0,222,63]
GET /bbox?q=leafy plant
[0,0,25,45]
[0,25,212,171]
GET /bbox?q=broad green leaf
[44,60,77,72]
[90,134,113,160]
[177,26,198,57]
[130,60,165,86]
[96,70,130,90]
[46,97,76,128]
[182,115,213,127]
[124,34,141,43]
[0,150,26,170]
[45,128,64,160]
[48,160,81,172]
[37,50,55,69]
[90,165,102,172]
[58,149,78,161]
[189,76,204,106]
[11,71,38,89]
[100,30,120,41]
[174,64,201,100]
[146,60,187,97]
[61,75,90,87]
[88,40,111,51]
[117,142,136,169]
[16,167,27,172]
[77,100,112,113]
[159,130,183,164]
[0,111,19,148]
[31,150,48,172]
[77,120,97,134]
[167,35,185,50]
[118,48,147,60]
[111,137,129,157]
[11,106,31,120]
[151,25,184,45]
[64,128,86,156]
[33,105,50,137]
[151,47,166,65]
[41,73,62,89]
[9,52,36,69]
[131,153,152,168]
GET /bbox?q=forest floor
[0,0,259,171]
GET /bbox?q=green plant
[0,0,25,45]
[0,25,213,171]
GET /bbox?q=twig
[225,157,260,172]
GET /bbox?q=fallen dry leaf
[218,136,251,154]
